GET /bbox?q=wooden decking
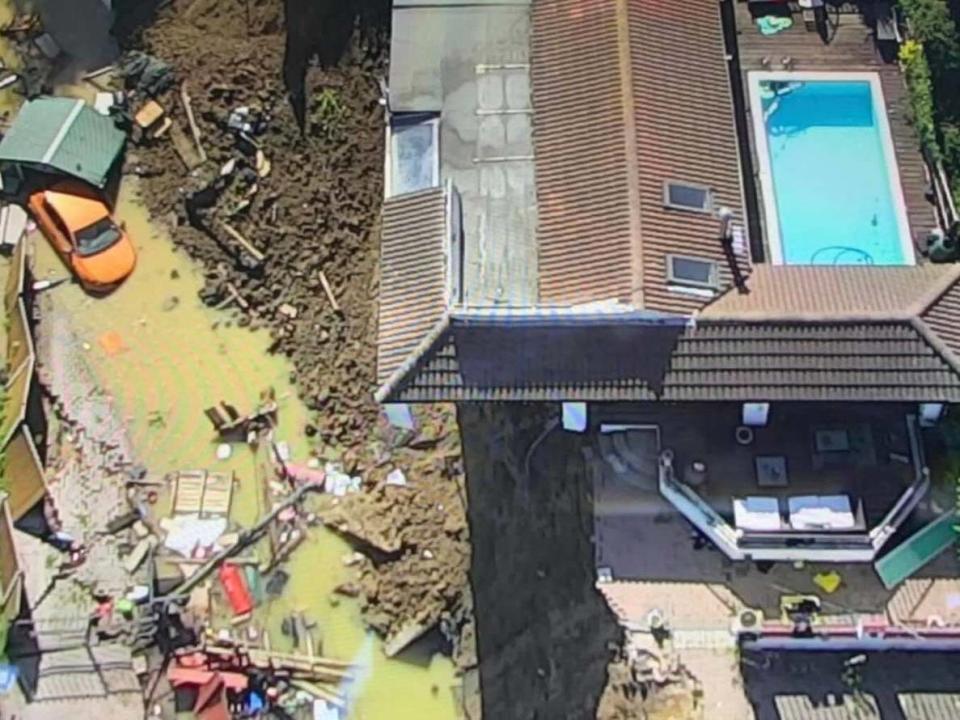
[733,1,936,256]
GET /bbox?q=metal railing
[657,415,930,562]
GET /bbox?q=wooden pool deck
[732,1,936,258]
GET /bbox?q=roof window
[388,114,439,197]
[663,181,713,213]
[666,254,719,289]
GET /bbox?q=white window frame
[665,254,720,290]
[663,180,714,213]
[384,114,440,198]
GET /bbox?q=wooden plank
[173,470,206,514]
[201,472,233,516]
[221,222,265,263]
[289,680,346,709]
[180,83,207,162]
[318,271,340,313]
[0,204,27,249]
[135,100,164,129]
[169,122,204,170]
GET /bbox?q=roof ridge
[697,310,915,323]
[614,0,644,307]
[913,264,960,316]
[912,314,960,378]
[375,312,452,403]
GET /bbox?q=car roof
[42,187,109,231]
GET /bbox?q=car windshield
[74,216,121,256]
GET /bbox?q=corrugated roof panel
[774,694,880,720]
[0,97,125,188]
[899,693,960,720]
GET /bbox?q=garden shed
[0,96,126,192]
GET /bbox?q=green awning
[0,96,126,189]
[875,511,958,589]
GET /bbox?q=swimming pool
[748,72,913,266]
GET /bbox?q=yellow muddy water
[30,179,459,719]
[1,3,460,714]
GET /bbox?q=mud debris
[112,0,472,667]
[127,0,387,440]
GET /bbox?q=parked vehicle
[27,182,136,291]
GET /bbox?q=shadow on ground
[459,404,619,720]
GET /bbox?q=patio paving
[588,409,959,617]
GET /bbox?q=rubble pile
[109,0,472,667]
[324,406,470,661]
[124,0,387,441]
[596,644,704,720]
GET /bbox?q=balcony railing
[658,415,928,562]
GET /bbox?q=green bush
[899,0,960,206]
[899,0,960,69]
[901,40,941,159]
[942,121,960,206]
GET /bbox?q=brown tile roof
[920,277,960,364]
[532,0,748,311]
[379,312,960,403]
[376,188,449,386]
[531,0,637,305]
[702,265,960,321]
[774,695,880,720]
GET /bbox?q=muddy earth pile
[114,0,471,663]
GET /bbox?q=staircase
[594,429,660,491]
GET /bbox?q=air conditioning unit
[732,608,764,637]
[925,229,958,263]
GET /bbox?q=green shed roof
[0,96,126,188]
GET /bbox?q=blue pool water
[759,79,908,265]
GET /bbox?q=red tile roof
[702,265,960,321]
[532,0,748,311]
[376,188,449,385]
[920,276,960,364]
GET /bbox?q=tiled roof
[531,0,636,305]
[376,2,960,405]
[532,0,748,310]
[703,265,960,320]
[376,188,449,386]
[378,312,960,403]
[774,694,880,720]
[899,694,960,720]
[665,321,960,401]
[920,277,960,363]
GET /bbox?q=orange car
[27,182,136,291]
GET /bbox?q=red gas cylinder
[218,563,254,616]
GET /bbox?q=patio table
[755,455,788,487]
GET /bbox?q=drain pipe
[719,0,765,263]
